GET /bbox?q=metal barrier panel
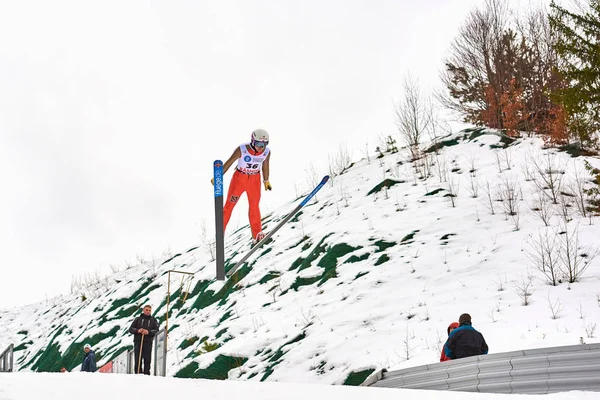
[111,351,129,374]
[153,330,167,377]
[0,344,14,372]
[127,349,135,374]
[370,343,600,394]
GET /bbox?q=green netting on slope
[343,369,375,386]
[174,355,248,380]
[367,179,404,196]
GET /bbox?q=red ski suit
[223,145,268,239]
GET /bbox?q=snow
[1,129,599,394]
[0,372,597,400]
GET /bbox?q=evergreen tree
[550,0,600,148]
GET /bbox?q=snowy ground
[0,373,597,400]
[1,129,599,386]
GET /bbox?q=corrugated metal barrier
[368,343,600,394]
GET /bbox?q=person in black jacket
[443,313,488,360]
[128,304,160,375]
[81,343,97,372]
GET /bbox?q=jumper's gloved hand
[263,181,272,191]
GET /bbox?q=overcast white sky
[0,0,547,308]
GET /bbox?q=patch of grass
[215,328,228,339]
[258,271,281,285]
[286,241,360,292]
[219,310,233,324]
[287,235,310,250]
[261,333,306,381]
[374,254,390,266]
[161,253,182,265]
[401,230,419,244]
[466,127,487,141]
[17,330,28,335]
[425,188,445,196]
[343,368,376,386]
[290,211,303,223]
[440,233,457,240]
[373,240,395,253]
[354,271,369,280]
[113,305,139,320]
[260,247,273,257]
[367,179,404,196]
[288,235,331,272]
[424,138,460,153]
[345,253,370,263]
[558,143,597,157]
[186,264,252,312]
[179,336,200,350]
[13,341,33,352]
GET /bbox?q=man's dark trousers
[134,340,153,375]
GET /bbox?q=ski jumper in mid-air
[219,129,271,242]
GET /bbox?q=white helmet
[251,129,269,149]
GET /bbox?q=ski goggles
[253,140,268,149]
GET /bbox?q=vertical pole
[214,160,225,280]
[165,271,170,354]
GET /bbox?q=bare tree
[394,74,433,161]
[546,292,563,319]
[467,173,480,198]
[499,175,521,216]
[529,152,566,204]
[557,192,574,223]
[531,190,553,226]
[446,176,460,207]
[514,274,535,306]
[482,180,496,215]
[439,0,510,124]
[433,153,449,183]
[527,229,561,286]
[570,163,590,218]
[558,223,599,283]
[199,218,216,262]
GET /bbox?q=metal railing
[0,344,14,372]
[368,343,600,394]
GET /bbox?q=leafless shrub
[570,164,590,218]
[546,292,563,319]
[529,151,566,204]
[557,192,574,222]
[584,321,597,338]
[394,74,432,161]
[531,191,553,226]
[527,229,561,286]
[403,324,417,360]
[467,174,479,198]
[446,176,460,207]
[499,175,521,217]
[482,180,496,215]
[514,274,535,306]
[558,223,599,283]
[199,218,216,262]
[494,274,507,291]
[466,154,478,175]
[433,153,449,183]
[495,151,504,173]
[503,148,513,170]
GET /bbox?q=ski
[226,175,330,277]
[213,160,225,280]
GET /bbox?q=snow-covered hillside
[1,128,599,385]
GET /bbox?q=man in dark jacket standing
[444,313,488,360]
[128,304,160,375]
[81,343,97,372]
